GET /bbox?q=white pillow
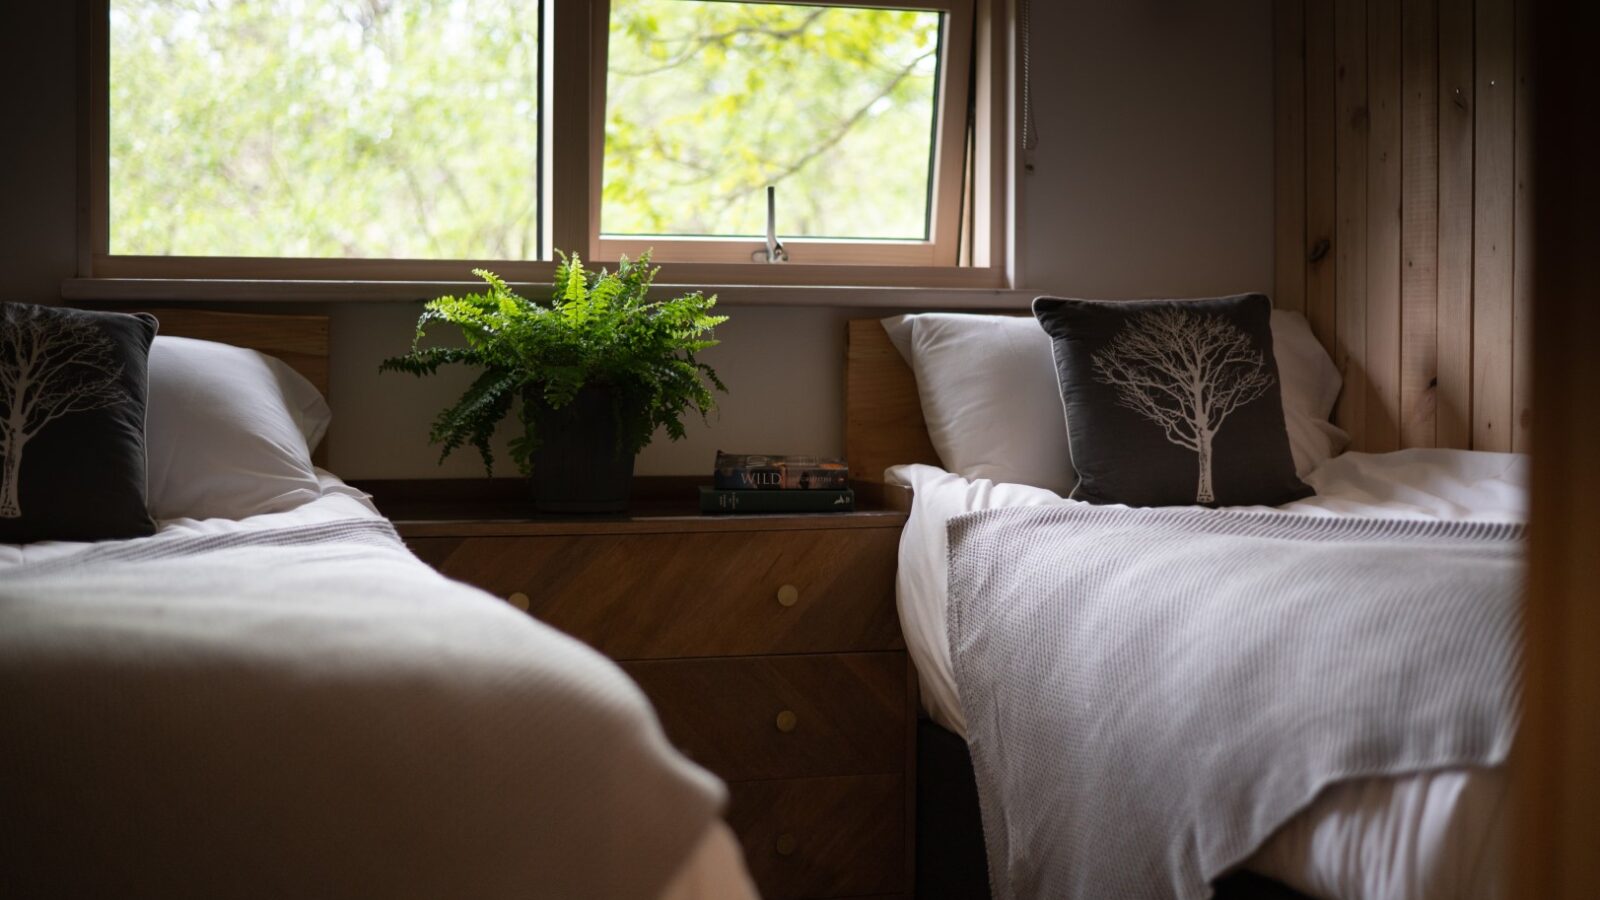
[145,335,331,521]
[882,309,1348,491]
[883,313,1076,494]
[1269,309,1351,475]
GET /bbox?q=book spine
[714,467,782,490]
[713,467,850,491]
[700,489,855,514]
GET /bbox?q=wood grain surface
[1470,0,1515,451]
[1273,0,1533,452]
[405,497,916,898]
[623,653,907,781]
[1400,0,1440,448]
[727,775,906,900]
[408,528,903,659]
[845,319,940,486]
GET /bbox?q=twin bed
[847,311,1523,900]
[3,304,1522,900]
[0,309,758,899]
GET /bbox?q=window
[108,0,544,261]
[596,0,967,265]
[86,0,1005,287]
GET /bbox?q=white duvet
[889,448,1526,900]
[0,473,758,900]
[0,470,385,568]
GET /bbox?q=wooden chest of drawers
[400,507,914,900]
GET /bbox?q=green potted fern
[380,252,726,512]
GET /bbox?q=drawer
[727,775,906,900]
[623,653,908,781]
[408,529,902,658]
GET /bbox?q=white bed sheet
[888,448,1526,900]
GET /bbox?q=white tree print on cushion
[0,306,130,518]
[1091,308,1275,503]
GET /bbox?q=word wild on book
[703,452,853,514]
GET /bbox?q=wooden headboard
[147,309,332,465]
[845,319,939,487]
[149,309,330,398]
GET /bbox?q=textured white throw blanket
[947,505,1522,900]
[0,521,725,899]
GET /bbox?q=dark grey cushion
[0,303,158,543]
[1032,293,1312,508]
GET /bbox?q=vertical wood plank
[1471,0,1514,451]
[1333,0,1369,448]
[1305,0,1338,356]
[1364,0,1403,452]
[1274,0,1308,316]
[1283,0,1526,457]
[1436,0,1474,450]
[1400,0,1439,448]
[1510,0,1534,452]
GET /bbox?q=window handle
[753,185,788,263]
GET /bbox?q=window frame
[78,0,1011,292]
[588,0,972,268]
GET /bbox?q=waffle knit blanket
[946,505,1521,900]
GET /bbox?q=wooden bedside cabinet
[382,485,915,900]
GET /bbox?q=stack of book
[700,452,854,514]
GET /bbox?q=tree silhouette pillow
[1033,294,1313,508]
[0,303,158,543]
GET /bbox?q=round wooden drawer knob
[776,584,799,607]
[775,710,798,733]
[507,591,531,612]
[775,833,797,857]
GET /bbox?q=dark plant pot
[529,385,636,513]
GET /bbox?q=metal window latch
[753,185,788,263]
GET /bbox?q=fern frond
[381,250,728,476]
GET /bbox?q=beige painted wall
[0,0,1273,478]
[1021,0,1275,298]
[333,302,873,478]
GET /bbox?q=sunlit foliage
[111,0,541,258]
[602,0,941,239]
[109,0,942,257]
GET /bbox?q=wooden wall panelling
[1364,0,1403,452]
[1305,0,1338,354]
[1333,0,1369,446]
[1471,0,1515,451]
[1435,0,1475,449]
[1273,0,1307,317]
[1400,0,1440,448]
[1511,0,1534,452]
[1280,0,1529,452]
